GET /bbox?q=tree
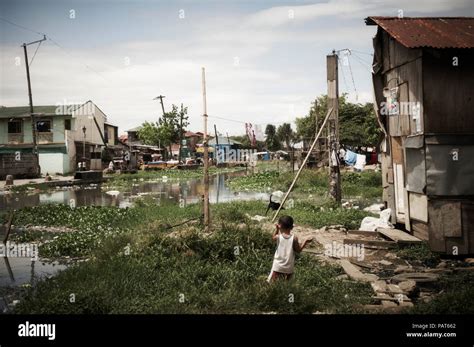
[264,124,281,151]
[138,104,189,159]
[137,121,160,146]
[295,94,380,148]
[277,123,294,150]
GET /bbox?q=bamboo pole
[271,107,334,222]
[202,67,210,229]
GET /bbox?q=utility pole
[202,67,210,230]
[153,95,166,116]
[327,51,341,203]
[214,124,219,165]
[22,35,46,177]
[153,95,166,158]
[178,103,184,163]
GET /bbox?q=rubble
[378,260,393,266]
[398,280,417,296]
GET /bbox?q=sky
[1,0,472,136]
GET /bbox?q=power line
[338,56,350,94]
[1,17,110,82]
[351,52,373,74]
[0,17,45,36]
[350,49,374,56]
[346,54,358,101]
[47,37,110,82]
[207,114,297,127]
[351,51,373,65]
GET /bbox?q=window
[8,120,22,134]
[65,119,71,131]
[36,120,51,133]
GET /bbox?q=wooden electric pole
[327,51,341,203]
[178,103,184,163]
[154,95,166,116]
[214,124,219,164]
[202,68,210,230]
[22,35,46,177]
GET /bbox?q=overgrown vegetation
[409,272,474,314]
[103,166,245,189]
[8,198,372,258]
[228,168,382,199]
[14,224,372,314]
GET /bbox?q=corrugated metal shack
[366,17,474,254]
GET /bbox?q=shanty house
[366,17,474,254]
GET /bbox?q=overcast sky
[1,0,472,135]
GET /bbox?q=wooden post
[272,107,333,222]
[202,67,210,230]
[178,103,184,164]
[3,211,14,244]
[214,124,219,165]
[327,53,342,203]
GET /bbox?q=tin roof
[366,17,474,49]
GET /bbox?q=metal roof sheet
[366,17,474,48]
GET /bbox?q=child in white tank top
[267,215,312,282]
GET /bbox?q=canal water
[0,171,269,211]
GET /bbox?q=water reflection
[0,256,66,287]
[0,171,270,210]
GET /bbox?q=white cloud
[1,0,472,135]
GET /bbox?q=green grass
[14,224,373,314]
[408,272,474,314]
[103,166,245,189]
[8,200,202,258]
[9,199,373,258]
[396,244,441,267]
[228,169,382,199]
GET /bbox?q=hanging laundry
[354,153,366,171]
[344,150,357,166]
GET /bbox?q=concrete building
[0,101,116,178]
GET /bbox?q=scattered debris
[436,261,447,269]
[392,272,439,284]
[398,280,417,296]
[344,238,397,249]
[379,260,393,266]
[250,215,267,222]
[359,208,393,231]
[339,259,379,283]
[377,228,422,244]
[371,280,388,292]
[363,203,384,213]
